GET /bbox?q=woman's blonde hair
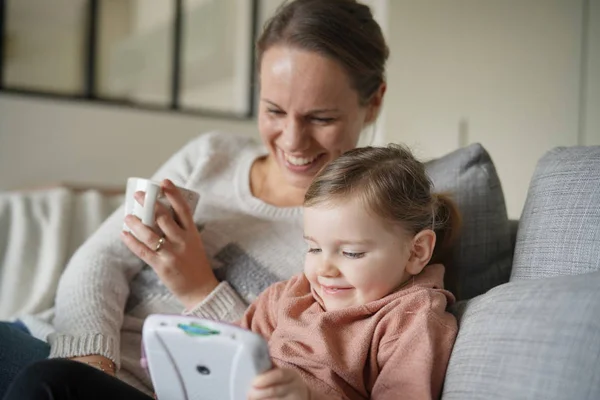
[304,144,462,291]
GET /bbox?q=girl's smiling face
[303,197,414,311]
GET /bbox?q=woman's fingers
[123,214,161,246]
[154,199,185,242]
[155,208,184,242]
[134,190,184,242]
[134,191,145,205]
[120,228,160,266]
[125,182,217,309]
[161,179,195,230]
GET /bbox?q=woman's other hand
[248,368,310,400]
[71,354,116,376]
[121,179,219,310]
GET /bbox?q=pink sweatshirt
[238,263,457,400]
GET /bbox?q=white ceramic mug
[123,177,200,233]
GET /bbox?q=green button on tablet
[177,322,220,337]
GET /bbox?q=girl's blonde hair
[304,144,462,291]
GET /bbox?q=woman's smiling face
[257,46,376,191]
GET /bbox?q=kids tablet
[141,315,271,400]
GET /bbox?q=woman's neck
[250,156,306,207]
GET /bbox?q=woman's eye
[310,117,335,124]
[267,109,285,116]
[307,248,322,254]
[343,252,365,259]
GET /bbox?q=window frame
[0,0,260,120]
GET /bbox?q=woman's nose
[281,117,310,152]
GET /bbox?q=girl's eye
[343,252,365,259]
[307,248,322,254]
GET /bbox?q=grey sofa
[426,145,600,400]
[3,143,598,399]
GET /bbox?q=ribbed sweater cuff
[183,281,248,322]
[48,333,119,368]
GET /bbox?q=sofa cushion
[425,143,512,300]
[442,271,600,400]
[511,146,600,280]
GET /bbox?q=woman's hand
[120,179,219,310]
[248,368,310,400]
[71,355,116,376]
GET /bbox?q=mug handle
[141,184,160,226]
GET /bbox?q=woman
[0,0,388,398]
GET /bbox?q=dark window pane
[4,0,87,94]
[96,0,173,106]
[180,0,252,115]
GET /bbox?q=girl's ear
[405,230,436,275]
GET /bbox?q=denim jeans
[0,321,50,399]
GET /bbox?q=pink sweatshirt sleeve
[372,309,457,400]
[236,280,287,341]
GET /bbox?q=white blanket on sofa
[0,188,123,320]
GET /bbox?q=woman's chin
[281,170,318,191]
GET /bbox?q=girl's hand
[248,368,310,400]
[121,179,219,310]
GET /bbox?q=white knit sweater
[21,132,306,393]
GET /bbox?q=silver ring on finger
[155,237,165,252]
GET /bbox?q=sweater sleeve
[49,133,239,366]
[371,307,457,400]
[183,281,249,322]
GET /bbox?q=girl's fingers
[248,384,291,399]
[252,368,294,389]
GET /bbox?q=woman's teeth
[284,153,319,166]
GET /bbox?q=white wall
[0,94,257,190]
[385,0,584,218]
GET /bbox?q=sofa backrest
[425,143,513,300]
[511,146,600,280]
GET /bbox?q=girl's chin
[322,301,353,312]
